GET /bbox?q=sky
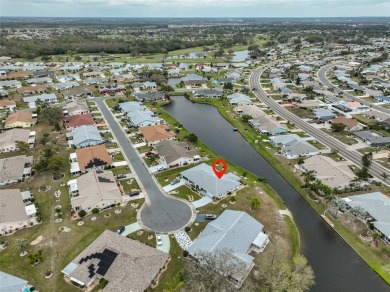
[1,0,389,18]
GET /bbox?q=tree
[187,133,198,143]
[241,114,253,123]
[254,247,315,292]
[251,197,261,209]
[362,152,373,169]
[331,123,346,133]
[372,232,381,247]
[40,132,50,145]
[183,249,247,291]
[223,82,233,90]
[40,107,63,124]
[15,239,28,254]
[381,172,388,182]
[48,155,64,171]
[16,141,30,152]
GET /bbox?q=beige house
[0,189,38,236]
[301,155,356,189]
[64,100,90,116]
[67,169,122,213]
[0,155,33,186]
[62,230,168,291]
[4,111,36,129]
[0,129,35,152]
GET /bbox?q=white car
[156,235,163,246]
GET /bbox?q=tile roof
[0,99,16,107]
[5,111,34,126]
[75,145,112,170]
[330,116,358,128]
[63,230,168,292]
[0,155,33,183]
[0,128,30,149]
[71,169,121,210]
[64,113,95,129]
[139,125,175,142]
[0,189,28,223]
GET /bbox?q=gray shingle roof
[69,125,103,146]
[344,192,390,238]
[0,271,28,292]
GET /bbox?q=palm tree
[15,239,28,254]
[251,197,261,210]
[381,172,388,182]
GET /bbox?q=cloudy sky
[1,0,389,17]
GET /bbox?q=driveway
[156,234,170,253]
[163,179,185,192]
[196,214,219,222]
[95,98,194,233]
[192,196,213,208]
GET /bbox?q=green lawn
[128,229,156,248]
[168,185,201,201]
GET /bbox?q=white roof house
[188,210,268,285]
[181,163,241,198]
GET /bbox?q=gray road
[249,67,390,183]
[317,63,390,115]
[94,97,194,233]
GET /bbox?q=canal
[163,96,389,292]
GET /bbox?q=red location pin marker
[212,159,227,179]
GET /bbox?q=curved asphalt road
[249,67,390,183]
[94,97,194,233]
[318,63,390,115]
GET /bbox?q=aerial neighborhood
[0,17,389,292]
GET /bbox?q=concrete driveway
[196,214,219,222]
[156,234,170,253]
[95,98,194,233]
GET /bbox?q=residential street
[94,97,194,233]
[317,63,390,115]
[249,67,390,183]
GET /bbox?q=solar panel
[78,249,118,278]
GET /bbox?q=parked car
[129,191,140,197]
[116,226,125,234]
[117,174,126,179]
[156,235,163,246]
[205,214,217,220]
[170,178,180,185]
[157,166,167,171]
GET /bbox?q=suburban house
[373,96,390,104]
[70,145,113,175]
[119,101,147,113]
[52,81,80,91]
[98,84,125,95]
[127,110,161,127]
[142,81,157,90]
[0,129,35,152]
[23,93,58,108]
[184,80,208,89]
[0,99,16,111]
[227,92,252,106]
[83,77,108,85]
[188,210,269,286]
[139,125,176,144]
[66,125,103,148]
[362,110,390,122]
[249,116,289,136]
[301,155,356,189]
[0,189,37,236]
[62,88,93,99]
[181,163,241,199]
[64,113,96,131]
[0,80,22,89]
[313,108,336,120]
[64,100,90,116]
[133,91,165,102]
[62,230,169,291]
[270,134,320,159]
[16,85,47,95]
[235,105,266,117]
[26,77,52,85]
[353,131,390,147]
[329,116,363,131]
[67,169,122,213]
[343,192,390,244]
[4,111,36,129]
[0,271,29,291]
[192,89,223,98]
[155,140,200,168]
[0,155,33,186]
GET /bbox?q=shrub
[183,250,189,257]
[78,210,87,217]
[185,227,191,232]
[230,197,236,202]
